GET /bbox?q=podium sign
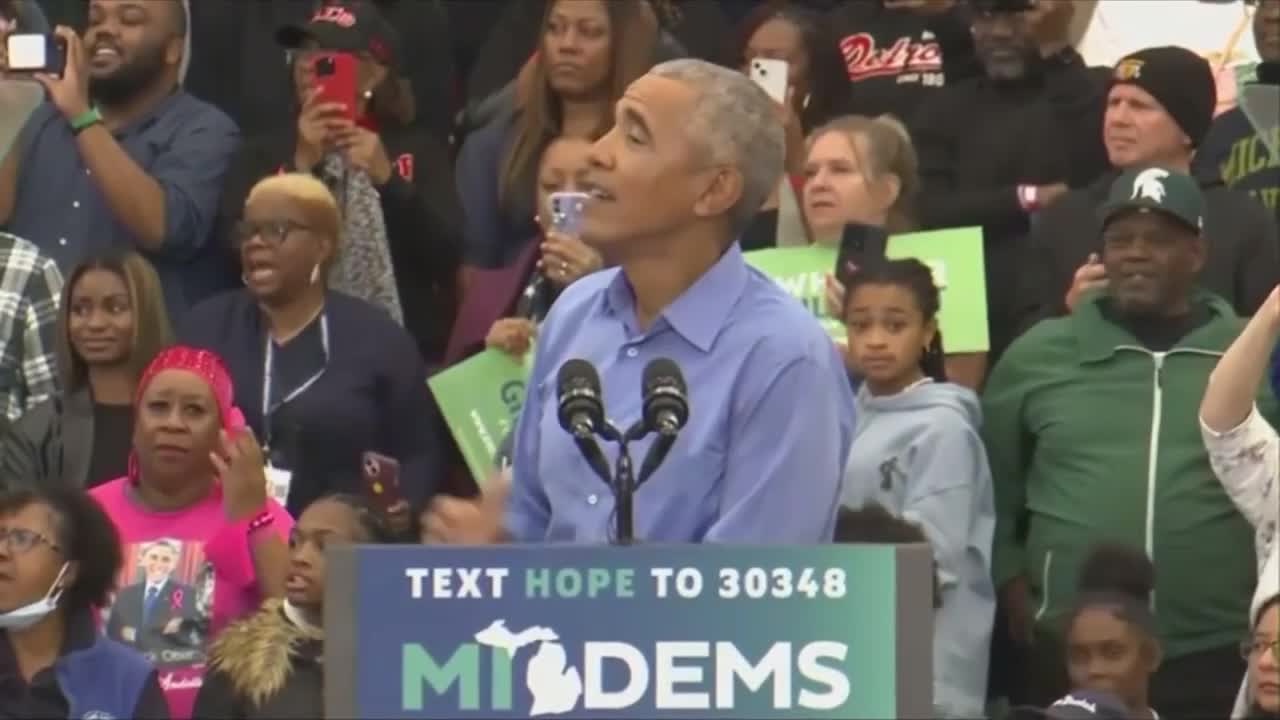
[325,544,933,719]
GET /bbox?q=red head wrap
[128,345,245,483]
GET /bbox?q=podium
[324,544,934,719]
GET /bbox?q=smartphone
[5,33,66,75]
[835,223,889,287]
[361,451,403,511]
[749,58,789,105]
[312,52,357,122]
[548,191,590,237]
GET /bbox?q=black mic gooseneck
[554,357,691,545]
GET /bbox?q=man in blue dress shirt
[424,59,855,544]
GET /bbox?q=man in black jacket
[1022,45,1280,329]
[913,0,1108,363]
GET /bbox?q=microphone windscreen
[558,358,602,398]
[642,357,685,396]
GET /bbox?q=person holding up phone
[216,1,461,367]
[0,0,241,316]
[483,137,603,361]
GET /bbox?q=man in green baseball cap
[1096,165,1205,319]
[985,163,1275,715]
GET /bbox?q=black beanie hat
[1111,46,1217,148]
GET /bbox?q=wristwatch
[70,108,103,136]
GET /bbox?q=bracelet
[247,509,275,536]
[70,107,103,135]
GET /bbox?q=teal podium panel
[325,544,933,719]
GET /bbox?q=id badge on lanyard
[261,314,331,505]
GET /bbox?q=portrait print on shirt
[103,538,214,689]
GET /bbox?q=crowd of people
[0,0,1278,718]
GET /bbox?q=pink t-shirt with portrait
[90,478,293,720]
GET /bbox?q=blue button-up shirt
[506,244,856,543]
[5,91,240,315]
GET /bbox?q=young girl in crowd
[838,258,994,719]
[192,493,393,718]
[91,346,292,719]
[1063,544,1163,720]
[1,250,173,489]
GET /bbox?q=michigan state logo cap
[1098,166,1204,232]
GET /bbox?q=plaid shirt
[0,233,61,421]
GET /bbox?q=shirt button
[72,201,80,209]
[587,494,598,505]
[625,348,639,358]
[85,169,91,175]
[58,238,67,246]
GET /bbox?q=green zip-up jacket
[983,291,1278,659]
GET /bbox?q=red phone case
[362,452,402,509]
[313,52,357,121]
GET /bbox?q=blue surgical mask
[0,562,69,631]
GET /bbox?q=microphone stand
[613,446,636,545]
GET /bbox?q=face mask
[0,562,69,631]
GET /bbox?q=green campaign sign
[744,227,990,353]
[428,349,532,483]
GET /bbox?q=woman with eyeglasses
[1,250,173,490]
[216,0,461,366]
[183,173,440,530]
[1239,574,1279,718]
[0,485,168,719]
[191,493,393,718]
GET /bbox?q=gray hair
[648,59,785,239]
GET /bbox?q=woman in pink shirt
[91,345,292,719]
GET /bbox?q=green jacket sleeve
[981,338,1038,588]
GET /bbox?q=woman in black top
[218,0,461,366]
[0,250,173,490]
[192,493,392,719]
[183,173,441,527]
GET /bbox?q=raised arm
[1201,286,1279,432]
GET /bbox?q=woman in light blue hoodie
[840,258,996,718]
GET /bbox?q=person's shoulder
[188,288,253,321]
[0,231,59,273]
[995,313,1076,373]
[325,292,423,356]
[730,269,844,364]
[1204,182,1274,219]
[170,90,239,134]
[85,634,154,673]
[87,476,128,506]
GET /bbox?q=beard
[88,40,170,107]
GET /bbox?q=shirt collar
[602,243,749,353]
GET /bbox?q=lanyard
[262,312,331,455]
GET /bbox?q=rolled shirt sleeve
[152,107,241,260]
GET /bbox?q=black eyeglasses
[1240,637,1280,660]
[234,220,311,247]
[0,526,61,555]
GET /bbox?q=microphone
[514,270,552,323]
[636,358,689,484]
[556,359,612,484]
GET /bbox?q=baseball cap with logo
[277,1,400,68]
[1098,165,1205,232]
[1013,690,1133,720]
